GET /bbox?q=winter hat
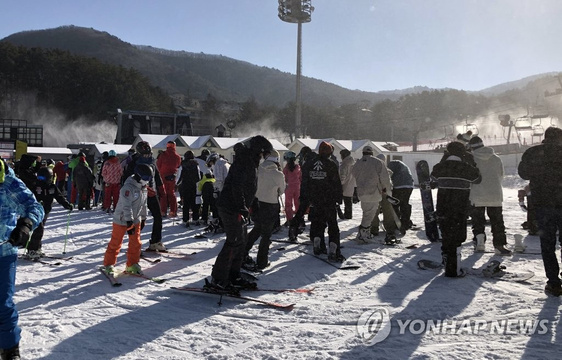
[184,150,194,160]
[166,141,176,149]
[376,153,386,162]
[340,149,351,159]
[544,126,562,142]
[318,141,333,156]
[79,156,86,163]
[201,149,210,157]
[468,136,484,150]
[447,141,466,157]
[362,146,374,155]
[266,149,280,163]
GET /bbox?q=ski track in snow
[12,183,562,359]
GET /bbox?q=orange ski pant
[103,223,142,267]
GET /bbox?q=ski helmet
[134,163,154,185]
[108,150,117,157]
[283,151,296,160]
[37,167,54,184]
[136,141,152,155]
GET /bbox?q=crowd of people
[3,129,562,357]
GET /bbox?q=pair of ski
[98,267,167,287]
[140,249,197,263]
[19,254,73,266]
[171,283,315,310]
[417,259,534,282]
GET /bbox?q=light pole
[278,0,313,139]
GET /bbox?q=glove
[66,204,74,212]
[519,201,528,212]
[140,219,146,230]
[386,195,400,206]
[126,221,135,235]
[213,191,219,199]
[9,218,33,247]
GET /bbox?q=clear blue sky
[1,0,561,93]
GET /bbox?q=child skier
[102,164,152,275]
[26,166,74,259]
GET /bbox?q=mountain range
[2,25,556,110]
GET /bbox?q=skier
[25,167,74,259]
[157,141,181,217]
[102,150,123,213]
[123,141,167,251]
[178,150,201,226]
[73,156,94,210]
[195,149,211,176]
[431,141,481,277]
[243,149,285,271]
[53,160,66,194]
[0,159,44,360]
[339,149,355,220]
[209,135,273,291]
[351,146,393,243]
[387,158,415,234]
[301,141,344,261]
[468,136,510,255]
[102,163,152,276]
[518,126,562,296]
[206,153,230,194]
[197,172,217,226]
[282,150,301,224]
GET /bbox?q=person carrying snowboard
[431,141,481,277]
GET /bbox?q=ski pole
[63,211,70,254]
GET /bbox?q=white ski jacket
[351,155,392,203]
[469,146,504,207]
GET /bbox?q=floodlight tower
[278,0,313,139]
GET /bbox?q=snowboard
[417,259,534,282]
[415,160,440,242]
[297,247,360,270]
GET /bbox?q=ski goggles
[139,174,153,182]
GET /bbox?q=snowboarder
[387,158,415,233]
[301,141,344,261]
[102,164,152,276]
[351,146,393,243]
[431,141,481,277]
[339,149,356,220]
[0,159,44,360]
[468,136,509,255]
[518,126,562,296]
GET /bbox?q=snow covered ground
[14,175,561,359]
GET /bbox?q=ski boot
[494,245,512,256]
[328,242,345,263]
[313,237,327,255]
[513,234,526,253]
[474,234,486,252]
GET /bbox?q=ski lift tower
[278,0,313,139]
